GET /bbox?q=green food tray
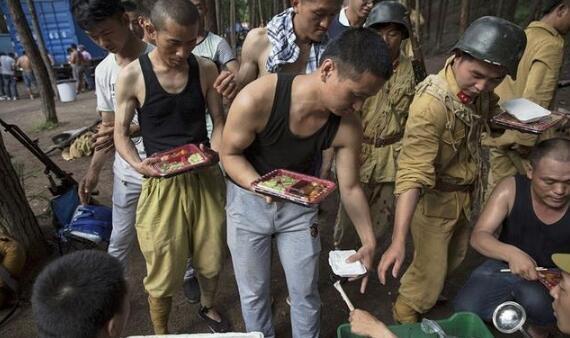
[337,312,494,338]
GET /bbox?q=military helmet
[452,16,526,79]
[364,1,411,39]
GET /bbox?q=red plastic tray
[492,111,565,134]
[251,169,336,206]
[538,269,562,290]
[151,144,218,177]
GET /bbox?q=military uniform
[394,57,502,321]
[334,54,415,249]
[485,21,566,192]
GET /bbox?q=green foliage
[33,120,58,132]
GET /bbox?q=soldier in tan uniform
[485,0,570,193]
[377,17,527,323]
[333,1,416,250]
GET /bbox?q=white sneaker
[11,97,17,101]
[0,97,6,101]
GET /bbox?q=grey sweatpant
[226,181,321,338]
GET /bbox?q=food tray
[251,169,336,206]
[151,144,218,177]
[492,111,565,134]
[538,269,562,290]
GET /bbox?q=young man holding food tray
[221,28,392,338]
[113,0,228,334]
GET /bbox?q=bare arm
[213,29,266,101]
[113,63,160,177]
[199,58,226,152]
[334,115,377,293]
[220,76,274,188]
[225,59,240,76]
[471,177,539,280]
[78,111,114,204]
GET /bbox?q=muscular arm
[333,115,377,293]
[113,63,151,175]
[200,59,225,152]
[471,177,539,280]
[235,28,267,89]
[221,76,274,188]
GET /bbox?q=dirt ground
[0,49,569,337]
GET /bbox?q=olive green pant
[333,182,394,250]
[136,166,226,308]
[397,192,470,315]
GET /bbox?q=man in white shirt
[71,0,152,271]
[327,0,374,39]
[0,53,17,100]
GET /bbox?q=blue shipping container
[0,0,107,65]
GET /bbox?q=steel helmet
[364,1,412,39]
[452,16,526,79]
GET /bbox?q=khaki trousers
[397,191,470,314]
[333,182,394,250]
[136,166,226,307]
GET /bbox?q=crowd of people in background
[0,0,568,338]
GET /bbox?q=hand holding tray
[151,144,218,177]
[251,169,336,206]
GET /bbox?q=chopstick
[500,267,548,273]
[333,280,355,311]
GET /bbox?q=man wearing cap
[454,138,570,338]
[328,0,374,40]
[377,17,527,323]
[333,1,416,251]
[552,253,570,335]
[484,0,570,195]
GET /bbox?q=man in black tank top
[455,138,570,337]
[221,29,392,338]
[113,0,229,334]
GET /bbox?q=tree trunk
[413,0,422,42]
[273,0,280,16]
[282,0,288,10]
[7,0,57,124]
[229,0,236,52]
[435,0,448,50]
[205,0,217,33]
[25,0,60,101]
[524,0,542,27]
[425,0,432,42]
[249,0,257,28]
[459,0,469,33]
[258,0,264,26]
[499,0,518,22]
[215,0,222,36]
[0,131,47,259]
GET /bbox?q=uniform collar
[528,21,561,38]
[442,56,473,105]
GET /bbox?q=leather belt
[434,180,474,193]
[362,131,404,147]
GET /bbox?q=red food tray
[251,169,336,206]
[538,269,562,290]
[151,144,218,177]
[492,111,565,134]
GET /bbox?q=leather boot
[148,296,171,334]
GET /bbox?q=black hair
[32,250,127,338]
[542,0,568,15]
[70,43,77,49]
[71,0,125,31]
[530,137,570,168]
[150,0,199,31]
[320,27,392,81]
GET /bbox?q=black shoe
[198,306,231,333]
[183,276,201,304]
